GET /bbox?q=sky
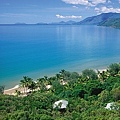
[0,0,120,24]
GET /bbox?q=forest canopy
[1,63,120,120]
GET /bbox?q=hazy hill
[49,20,76,25]
[98,18,120,28]
[78,13,120,25]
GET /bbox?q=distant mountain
[98,18,120,28]
[3,13,120,28]
[65,20,76,24]
[36,22,48,25]
[36,21,76,25]
[78,13,120,25]
[14,23,27,25]
[49,20,76,25]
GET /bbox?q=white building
[105,102,119,110]
[53,100,68,109]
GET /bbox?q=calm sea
[0,25,120,89]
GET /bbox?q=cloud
[107,0,111,3]
[56,14,82,19]
[62,0,90,5]
[91,0,106,5]
[95,6,120,14]
[62,0,107,6]
[72,6,79,8]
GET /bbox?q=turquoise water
[0,25,120,89]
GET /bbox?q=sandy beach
[4,85,28,95]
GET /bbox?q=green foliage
[85,80,103,96]
[0,86,5,94]
[98,90,111,104]
[82,69,98,80]
[72,89,87,98]
[1,63,120,119]
[103,76,120,91]
[111,87,120,101]
[108,63,120,76]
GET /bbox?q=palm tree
[0,86,5,94]
[43,76,49,86]
[37,78,45,91]
[56,73,61,80]
[20,79,26,94]
[59,69,66,80]
[20,76,33,93]
[28,81,36,92]
[23,76,29,93]
[44,76,48,81]
[26,77,33,86]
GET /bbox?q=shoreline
[4,85,21,95]
[4,85,31,95]
[4,68,107,95]
[2,57,120,90]
[4,85,19,92]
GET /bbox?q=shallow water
[0,25,120,88]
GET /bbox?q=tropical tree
[28,81,37,92]
[70,72,79,80]
[24,77,33,92]
[20,79,26,94]
[37,78,45,91]
[59,69,66,80]
[44,76,48,81]
[23,76,29,93]
[0,86,5,94]
[56,73,61,80]
[26,77,33,87]
[43,75,51,86]
[111,87,120,101]
[82,69,98,80]
[20,76,33,93]
[85,80,103,96]
[108,63,120,76]
[98,90,111,103]
[48,76,55,84]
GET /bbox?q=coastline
[4,85,31,95]
[4,68,107,95]
[4,85,21,95]
[4,85,19,91]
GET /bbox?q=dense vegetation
[0,86,4,94]
[99,18,120,28]
[1,63,120,120]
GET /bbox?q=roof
[105,102,114,110]
[53,100,68,109]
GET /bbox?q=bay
[0,25,120,89]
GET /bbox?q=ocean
[0,25,120,89]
